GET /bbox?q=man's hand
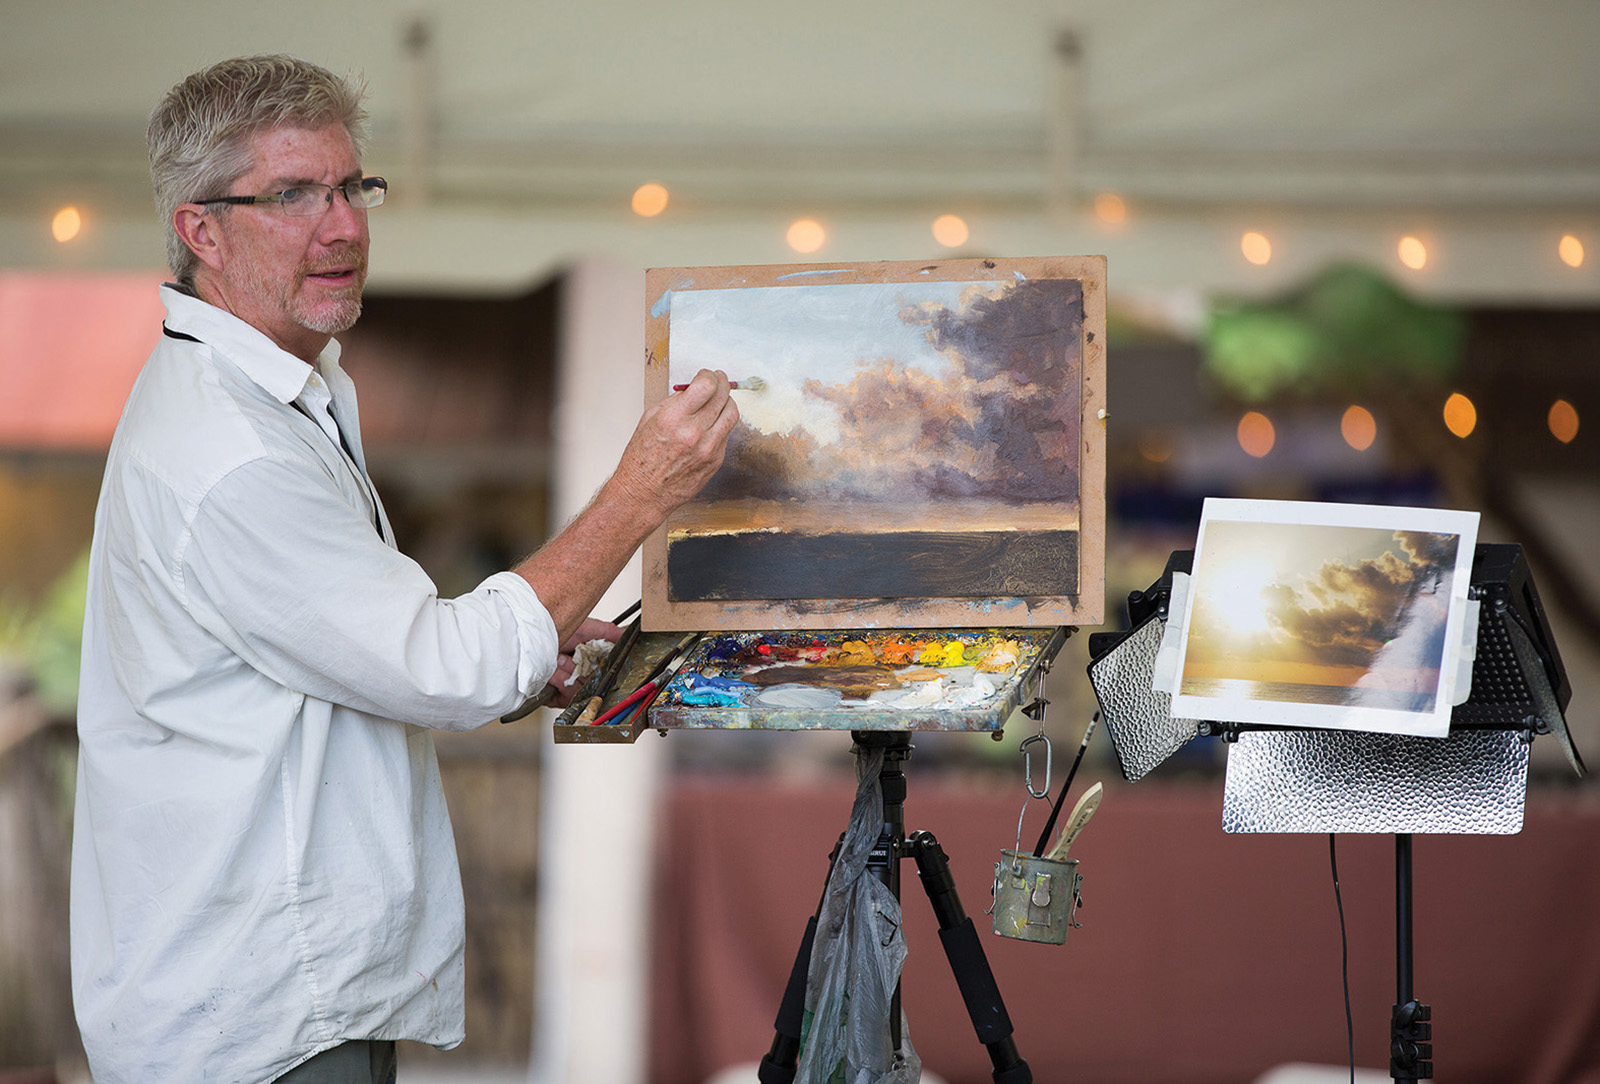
[608,369,740,524]
[541,617,625,709]
[512,368,739,646]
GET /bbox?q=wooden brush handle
[1045,781,1103,861]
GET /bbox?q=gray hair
[148,55,369,285]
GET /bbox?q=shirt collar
[160,283,344,405]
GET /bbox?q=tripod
[757,730,1033,1084]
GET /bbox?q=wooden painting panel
[642,256,1106,631]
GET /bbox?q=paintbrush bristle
[736,375,766,392]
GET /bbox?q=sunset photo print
[1171,499,1479,737]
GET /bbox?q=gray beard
[295,294,362,335]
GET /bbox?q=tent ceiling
[4,0,1596,212]
[2,1,1596,301]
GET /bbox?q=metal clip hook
[1021,733,1052,800]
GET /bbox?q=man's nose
[315,187,367,244]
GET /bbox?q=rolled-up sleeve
[175,452,559,729]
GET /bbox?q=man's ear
[173,205,226,274]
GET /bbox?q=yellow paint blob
[835,639,876,666]
[977,640,1022,673]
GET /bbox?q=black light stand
[758,730,1032,1084]
[1392,834,1432,1083]
[1088,542,1583,1083]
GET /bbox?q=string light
[1138,433,1173,464]
[631,183,669,217]
[1093,192,1126,226]
[1548,399,1580,443]
[1237,411,1275,457]
[1558,235,1585,269]
[1442,392,1476,438]
[1398,235,1428,270]
[1240,231,1272,266]
[786,218,826,254]
[931,214,969,248]
[1341,405,1377,451]
[52,206,82,242]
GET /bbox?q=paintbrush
[1031,712,1099,855]
[572,616,643,724]
[1043,781,1103,862]
[671,376,766,392]
[591,645,696,726]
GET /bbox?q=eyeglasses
[194,177,387,217]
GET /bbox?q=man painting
[69,54,736,1083]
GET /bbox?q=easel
[757,730,1033,1084]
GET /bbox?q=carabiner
[1021,733,1052,800]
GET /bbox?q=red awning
[0,271,167,451]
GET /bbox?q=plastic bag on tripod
[795,744,922,1084]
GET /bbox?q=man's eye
[278,187,309,204]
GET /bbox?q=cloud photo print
[1172,499,1479,738]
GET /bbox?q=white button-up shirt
[71,286,559,1083]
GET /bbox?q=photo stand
[1086,543,1584,1083]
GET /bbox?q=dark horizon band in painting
[666,527,1080,601]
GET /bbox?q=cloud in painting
[1259,530,1458,668]
[698,278,1084,502]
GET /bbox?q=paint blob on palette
[650,627,1067,733]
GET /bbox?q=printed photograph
[1172,500,1479,737]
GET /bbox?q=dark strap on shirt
[163,324,202,343]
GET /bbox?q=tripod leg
[758,840,841,1084]
[757,914,816,1084]
[906,830,1033,1084]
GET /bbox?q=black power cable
[1329,834,1355,1084]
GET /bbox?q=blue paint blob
[676,672,758,706]
[705,635,745,661]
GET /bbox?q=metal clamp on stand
[1392,998,1433,1082]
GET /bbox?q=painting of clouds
[1172,499,1480,738]
[642,257,1105,631]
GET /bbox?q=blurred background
[2,2,1597,1082]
